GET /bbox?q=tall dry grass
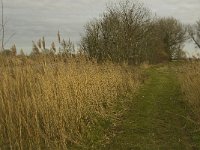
[177,61,200,122]
[0,55,141,149]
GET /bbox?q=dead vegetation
[0,55,141,149]
[177,61,200,123]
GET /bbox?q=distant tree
[142,24,169,63]
[81,0,153,64]
[188,20,200,49]
[81,1,186,64]
[154,17,187,60]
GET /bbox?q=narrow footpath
[105,66,200,150]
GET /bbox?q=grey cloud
[141,0,200,23]
[2,0,200,53]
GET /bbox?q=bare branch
[1,0,4,50]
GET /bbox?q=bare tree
[154,17,187,60]
[1,0,4,50]
[188,20,200,49]
[81,1,186,64]
[81,0,153,64]
[0,0,15,52]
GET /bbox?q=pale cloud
[141,0,200,23]
[2,0,200,52]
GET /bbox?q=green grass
[69,64,200,149]
[103,65,200,149]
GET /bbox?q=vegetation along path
[105,65,200,150]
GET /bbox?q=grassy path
[104,66,200,150]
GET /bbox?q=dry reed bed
[0,57,141,149]
[177,61,200,122]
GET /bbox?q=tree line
[0,0,200,64]
[81,1,200,64]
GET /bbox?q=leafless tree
[81,0,153,64]
[81,1,186,64]
[1,0,4,50]
[0,0,15,52]
[188,20,200,49]
[154,17,187,60]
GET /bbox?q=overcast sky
[3,0,200,54]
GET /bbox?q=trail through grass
[104,65,200,150]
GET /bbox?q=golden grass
[177,61,200,122]
[0,55,141,149]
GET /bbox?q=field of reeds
[0,54,141,149]
[176,61,200,123]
